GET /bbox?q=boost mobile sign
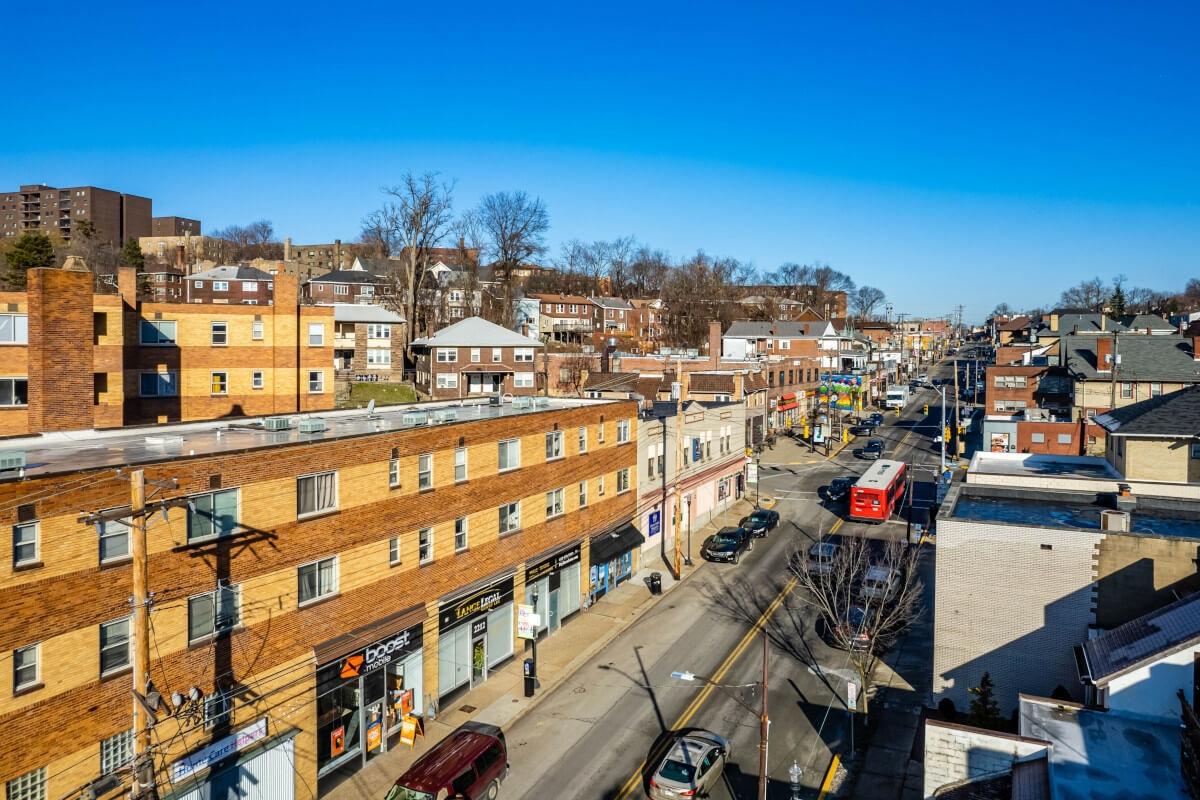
[338,624,423,678]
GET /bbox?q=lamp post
[684,496,693,567]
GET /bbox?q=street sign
[746,463,758,484]
[813,425,825,444]
[648,509,661,537]
[517,604,540,639]
[847,680,858,712]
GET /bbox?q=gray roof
[589,296,633,310]
[410,316,543,348]
[1082,592,1200,684]
[1037,313,1175,337]
[332,304,405,324]
[189,265,274,281]
[1093,385,1200,437]
[1063,334,1200,383]
[582,372,638,392]
[724,320,835,338]
[308,267,384,285]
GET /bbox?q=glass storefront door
[472,635,487,686]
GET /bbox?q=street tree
[787,536,923,714]
[1058,277,1108,311]
[5,232,55,288]
[851,286,886,320]
[360,173,456,349]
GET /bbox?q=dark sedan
[823,605,880,652]
[849,424,875,436]
[867,412,885,426]
[823,476,857,503]
[857,438,885,460]
[701,527,752,564]
[742,508,779,537]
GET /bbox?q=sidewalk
[323,498,755,800]
[756,430,855,469]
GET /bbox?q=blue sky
[3,1,1198,321]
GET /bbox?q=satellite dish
[367,399,376,416]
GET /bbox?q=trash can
[523,658,536,698]
[649,572,662,595]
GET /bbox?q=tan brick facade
[0,399,638,797]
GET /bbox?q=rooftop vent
[0,451,25,471]
[512,397,533,410]
[298,418,327,434]
[263,416,292,431]
[144,435,183,447]
[1100,509,1130,533]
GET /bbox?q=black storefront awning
[590,523,645,565]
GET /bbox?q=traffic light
[944,426,951,441]
[923,403,929,415]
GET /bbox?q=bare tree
[763,262,855,317]
[474,190,550,275]
[1181,278,1200,311]
[851,286,886,320]
[991,303,1013,318]
[1058,277,1108,311]
[627,246,671,296]
[210,220,282,262]
[787,536,923,714]
[659,251,749,347]
[555,350,596,395]
[361,173,456,350]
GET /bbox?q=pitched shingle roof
[410,317,543,348]
[582,372,638,392]
[688,373,735,394]
[724,320,835,338]
[309,267,385,285]
[1082,592,1200,684]
[589,296,633,310]
[1093,385,1200,437]
[189,265,274,281]
[1063,334,1200,383]
[997,316,1031,332]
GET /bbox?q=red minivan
[385,721,509,800]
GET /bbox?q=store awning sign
[171,719,268,782]
[525,543,581,584]
[439,576,515,631]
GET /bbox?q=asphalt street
[502,361,954,800]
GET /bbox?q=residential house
[628,298,663,350]
[411,317,544,398]
[331,304,407,378]
[582,371,667,409]
[981,364,1077,454]
[995,315,1032,345]
[590,296,634,333]
[0,395,639,799]
[186,265,276,305]
[1095,385,1200,483]
[139,264,185,302]
[304,263,387,305]
[528,293,594,344]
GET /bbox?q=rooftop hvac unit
[402,411,429,426]
[1100,509,1131,533]
[144,435,183,447]
[433,409,458,423]
[489,394,503,406]
[535,397,551,408]
[0,451,25,471]
[263,416,292,431]
[298,418,327,434]
[512,397,533,410]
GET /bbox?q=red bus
[849,459,907,523]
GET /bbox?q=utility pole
[940,387,947,473]
[672,357,684,581]
[130,469,152,798]
[758,631,770,800]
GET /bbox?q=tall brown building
[151,216,201,236]
[0,184,151,244]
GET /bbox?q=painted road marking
[614,576,799,800]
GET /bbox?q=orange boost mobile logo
[340,654,364,679]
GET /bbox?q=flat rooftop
[1020,697,1184,800]
[0,397,617,480]
[948,486,1200,540]
[967,452,1121,480]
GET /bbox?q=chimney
[334,239,342,267]
[284,237,292,261]
[1050,313,1059,332]
[709,320,722,368]
[175,244,186,269]
[117,266,138,309]
[1192,334,1200,361]
[1095,336,1113,371]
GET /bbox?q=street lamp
[671,632,771,800]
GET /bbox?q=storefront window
[317,663,362,776]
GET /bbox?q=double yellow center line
[614,575,799,799]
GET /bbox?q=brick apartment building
[304,264,387,305]
[0,265,333,436]
[0,184,151,243]
[0,395,640,799]
[332,304,407,377]
[283,238,354,278]
[152,216,201,236]
[412,317,544,399]
[186,265,277,305]
[141,265,185,301]
[527,293,594,344]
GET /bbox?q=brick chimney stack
[1192,334,1200,361]
[709,320,722,368]
[1096,336,1113,370]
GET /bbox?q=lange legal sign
[439,575,514,631]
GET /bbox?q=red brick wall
[26,268,93,432]
[1016,420,1084,455]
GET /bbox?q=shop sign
[648,510,661,537]
[440,576,515,631]
[525,543,582,584]
[746,463,758,484]
[692,438,703,462]
[337,624,424,679]
[517,604,541,639]
[171,718,268,782]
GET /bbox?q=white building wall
[933,510,1102,714]
[923,721,1047,800]
[722,337,750,360]
[1106,646,1198,722]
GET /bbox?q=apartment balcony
[333,333,356,349]
[550,317,594,331]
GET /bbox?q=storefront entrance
[524,542,582,638]
[315,620,424,782]
[438,575,515,700]
[589,524,644,603]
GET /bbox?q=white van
[885,387,909,409]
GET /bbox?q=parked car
[859,439,885,460]
[701,526,753,563]
[867,412,885,426]
[648,730,731,800]
[823,476,857,503]
[742,508,780,537]
[386,721,508,800]
[849,424,875,436]
[804,541,840,577]
[858,565,900,604]
[824,604,879,652]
